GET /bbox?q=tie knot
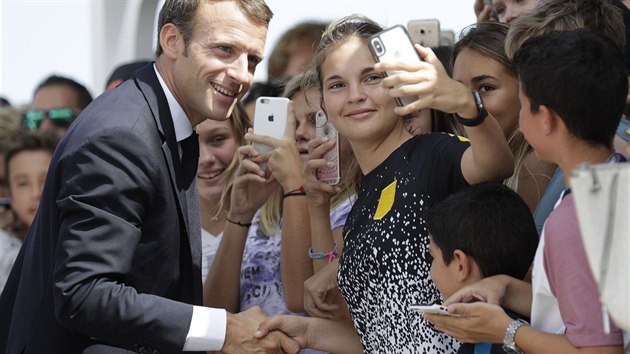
[181,132,199,157]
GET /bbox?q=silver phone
[367,25,422,107]
[407,19,441,48]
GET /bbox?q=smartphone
[368,25,422,107]
[253,96,291,155]
[439,30,455,47]
[407,19,441,48]
[0,198,10,207]
[315,111,340,185]
[409,304,460,316]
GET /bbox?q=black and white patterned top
[338,133,469,353]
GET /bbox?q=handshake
[221,307,312,354]
[222,260,357,354]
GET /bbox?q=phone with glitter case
[315,111,340,185]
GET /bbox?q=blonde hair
[0,106,25,152]
[257,71,363,236]
[505,0,625,58]
[212,102,251,219]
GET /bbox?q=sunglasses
[23,107,79,131]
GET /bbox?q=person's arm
[427,303,623,354]
[443,274,532,318]
[204,144,278,312]
[252,105,315,314]
[302,137,343,273]
[280,191,313,313]
[374,45,513,184]
[454,87,513,184]
[255,315,363,354]
[283,136,348,313]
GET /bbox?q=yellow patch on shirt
[374,180,397,220]
[448,133,470,142]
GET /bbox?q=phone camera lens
[372,38,385,56]
[420,29,426,34]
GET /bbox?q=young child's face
[428,236,461,299]
[8,150,52,229]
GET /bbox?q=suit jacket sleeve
[52,126,194,352]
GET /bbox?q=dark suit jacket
[0,64,203,353]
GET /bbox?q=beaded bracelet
[308,243,338,262]
[283,185,307,199]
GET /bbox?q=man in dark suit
[0,1,298,353]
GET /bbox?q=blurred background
[0,0,475,105]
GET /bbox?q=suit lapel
[133,65,202,303]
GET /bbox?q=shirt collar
[153,63,193,143]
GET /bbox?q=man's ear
[452,249,472,282]
[159,23,183,60]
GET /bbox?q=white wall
[0,0,476,106]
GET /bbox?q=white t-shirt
[200,228,223,284]
[0,229,22,293]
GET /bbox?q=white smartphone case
[253,97,290,154]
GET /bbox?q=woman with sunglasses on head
[255,14,513,353]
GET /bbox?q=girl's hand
[302,137,340,208]
[228,144,278,221]
[375,45,475,119]
[245,102,304,192]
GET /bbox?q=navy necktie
[180,132,199,186]
[180,132,202,302]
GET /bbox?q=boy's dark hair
[34,75,93,109]
[5,133,58,187]
[513,29,629,148]
[426,183,538,280]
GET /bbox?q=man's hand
[221,307,300,354]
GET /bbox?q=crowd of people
[0,0,629,353]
